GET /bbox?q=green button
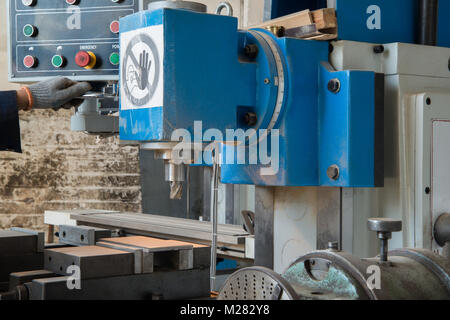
[52,55,64,68]
[23,24,35,37]
[109,52,120,66]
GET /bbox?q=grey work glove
[28,77,92,109]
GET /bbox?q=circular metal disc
[367,218,402,232]
[218,266,298,300]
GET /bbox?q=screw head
[244,112,257,126]
[264,78,270,85]
[327,165,339,180]
[327,79,340,93]
[373,45,385,54]
[244,44,258,59]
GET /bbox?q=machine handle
[216,2,233,16]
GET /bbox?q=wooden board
[312,8,337,30]
[247,8,337,41]
[98,236,193,252]
[248,9,313,30]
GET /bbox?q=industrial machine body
[119,8,383,188]
[3,0,450,301]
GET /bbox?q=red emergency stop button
[110,20,120,34]
[23,55,37,68]
[75,51,97,69]
[66,0,79,5]
[75,51,90,67]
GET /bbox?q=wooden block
[312,8,337,30]
[247,8,337,41]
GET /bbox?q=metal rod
[418,0,439,45]
[186,166,190,219]
[380,238,388,262]
[210,145,220,292]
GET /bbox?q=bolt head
[327,165,339,180]
[327,79,340,93]
[244,44,258,59]
[373,45,385,54]
[244,112,257,126]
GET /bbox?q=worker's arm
[0,91,22,152]
[0,77,92,153]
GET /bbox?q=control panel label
[120,25,164,110]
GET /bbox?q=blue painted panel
[318,64,376,187]
[119,9,260,142]
[119,107,164,141]
[336,0,417,44]
[335,0,450,47]
[221,38,330,186]
[437,0,450,47]
[120,9,381,187]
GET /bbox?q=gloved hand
[27,77,92,109]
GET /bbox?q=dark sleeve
[0,91,22,153]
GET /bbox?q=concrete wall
[0,1,142,233]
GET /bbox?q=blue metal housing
[119,8,382,187]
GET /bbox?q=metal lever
[368,218,402,262]
[241,210,255,235]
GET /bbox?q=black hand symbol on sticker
[137,50,152,91]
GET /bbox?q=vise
[119,7,384,188]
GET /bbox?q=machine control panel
[7,0,142,82]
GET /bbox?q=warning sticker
[120,25,164,110]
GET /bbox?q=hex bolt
[244,112,257,126]
[245,44,259,59]
[327,165,339,180]
[373,45,385,54]
[368,218,402,262]
[327,79,340,93]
